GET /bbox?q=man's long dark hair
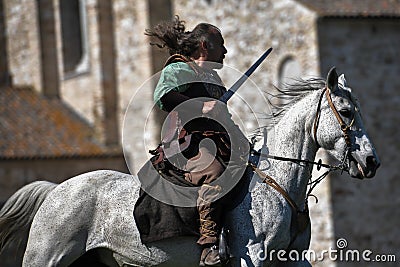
[145,16,220,57]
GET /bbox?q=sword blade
[220,47,273,103]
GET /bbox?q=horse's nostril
[366,156,380,170]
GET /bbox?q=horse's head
[314,67,380,179]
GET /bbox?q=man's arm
[160,90,203,112]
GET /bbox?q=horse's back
[23,170,146,266]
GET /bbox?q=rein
[250,150,346,171]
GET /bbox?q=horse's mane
[267,77,326,120]
[250,77,326,140]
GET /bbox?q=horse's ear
[326,67,338,91]
[338,74,352,93]
[338,74,347,88]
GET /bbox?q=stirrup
[219,227,234,265]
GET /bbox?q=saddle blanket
[134,159,199,243]
[134,158,251,243]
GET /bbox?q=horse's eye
[339,109,352,118]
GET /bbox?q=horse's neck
[264,90,320,209]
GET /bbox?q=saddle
[133,153,252,244]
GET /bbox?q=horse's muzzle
[349,153,380,179]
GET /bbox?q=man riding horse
[145,16,250,266]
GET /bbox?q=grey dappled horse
[0,68,380,266]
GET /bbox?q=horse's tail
[0,181,57,254]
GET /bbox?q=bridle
[312,86,359,172]
[313,87,357,149]
[252,86,357,173]
[250,85,359,212]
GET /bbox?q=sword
[219,47,273,103]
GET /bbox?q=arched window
[60,0,89,77]
[278,56,301,86]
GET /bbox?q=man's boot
[200,244,220,266]
[197,184,222,266]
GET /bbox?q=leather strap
[164,54,191,67]
[164,54,199,75]
[325,88,353,146]
[313,88,327,148]
[313,87,355,148]
[250,164,300,213]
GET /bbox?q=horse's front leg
[274,221,312,267]
[275,260,311,267]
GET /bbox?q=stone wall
[318,18,400,266]
[0,156,128,205]
[0,0,10,87]
[3,0,41,91]
[114,0,167,172]
[3,0,151,146]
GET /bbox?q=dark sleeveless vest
[163,54,227,133]
[161,54,231,160]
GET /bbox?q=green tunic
[154,61,225,111]
[153,62,195,110]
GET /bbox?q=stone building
[0,0,399,266]
[0,0,130,202]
